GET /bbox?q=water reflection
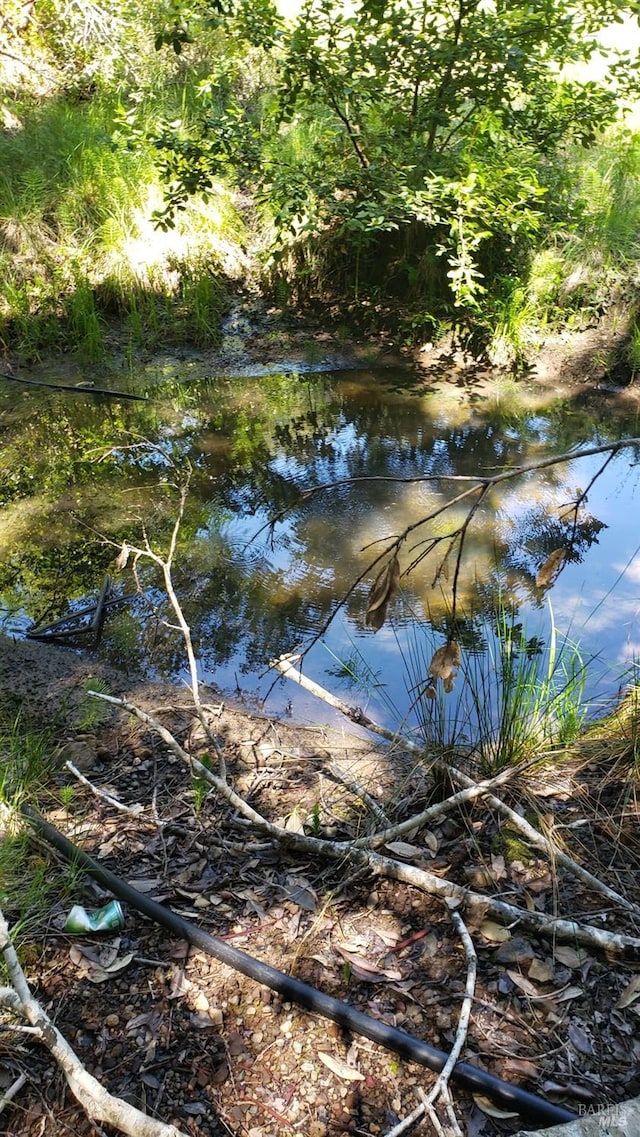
[1,366,639,731]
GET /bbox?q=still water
[1,365,639,737]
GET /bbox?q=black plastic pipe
[23,805,578,1129]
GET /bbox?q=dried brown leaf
[423,830,439,854]
[384,840,423,860]
[500,1058,540,1081]
[114,542,130,571]
[506,969,542,998]
[616,974,640,1009]
[472,1095,519,1119]
[429,641,461,680]
[555,985,584,1002]
[528,958,555,984]
[536,548,566,589]
[554,945,587,969]
[318,1053,366,1081]
[480,920,511,943]
[366,555,400,632]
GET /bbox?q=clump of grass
[581,667,640,774]
[0,711,62,940]
[383,602,589,775]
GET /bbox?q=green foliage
[268,0,638,324]
[0,3,244,361]
[461,607,588,772]
[143,0,640,344]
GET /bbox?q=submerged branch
[1,370,149,401]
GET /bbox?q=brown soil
[2,631,640,1137]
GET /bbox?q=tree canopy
[149,0,640,335]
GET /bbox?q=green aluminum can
[65,900,124,933]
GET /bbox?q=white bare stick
[112,467,226,780]
[381,907,475,1137]
[64,762,144,815]
[85,691,640,956]
[0,1071,26,1116]
[328,762,393,827]
[272,656,640,916]
[0,911,189,1137]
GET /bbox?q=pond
[1,363,639,744]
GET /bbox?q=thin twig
[382,905,476,1137]
[64,762,145,816]
[0,1071,26,1116]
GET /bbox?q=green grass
[0,711,58,938]
[491,125,640,363]
[344,602,591,775]
[0,703,98,953]
[0,90,242,361]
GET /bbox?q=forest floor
[1,626,640,1137]
[2,305,640,1137]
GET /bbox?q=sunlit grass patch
[0,94,245,361]
[581,668,640,774]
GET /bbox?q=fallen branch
[87,690,640,957]
[0,370,149,401]
[0,910,188,1137]
[90,572,112,647]
[26,593,135,641]
[64,761,145,816]
[272,655,640,917]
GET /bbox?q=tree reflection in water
[1,367,638,727]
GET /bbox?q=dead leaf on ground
[617,974,640,1009]
[506,970,543,998]
[536,548,566,589]
[555,985,584,1003]
[500,1058,540,1081]
[334,943,402,982]
[384,840,424,861]
[70,941,135,985]
[423,830,439,854]
[318,1053,366,1081]
[472,1095,519,1119]
[568,1022,594,1055]
[554,945,587,969]
[365,554,400,632]
[479,920,511,943]
[528,958,555,984]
